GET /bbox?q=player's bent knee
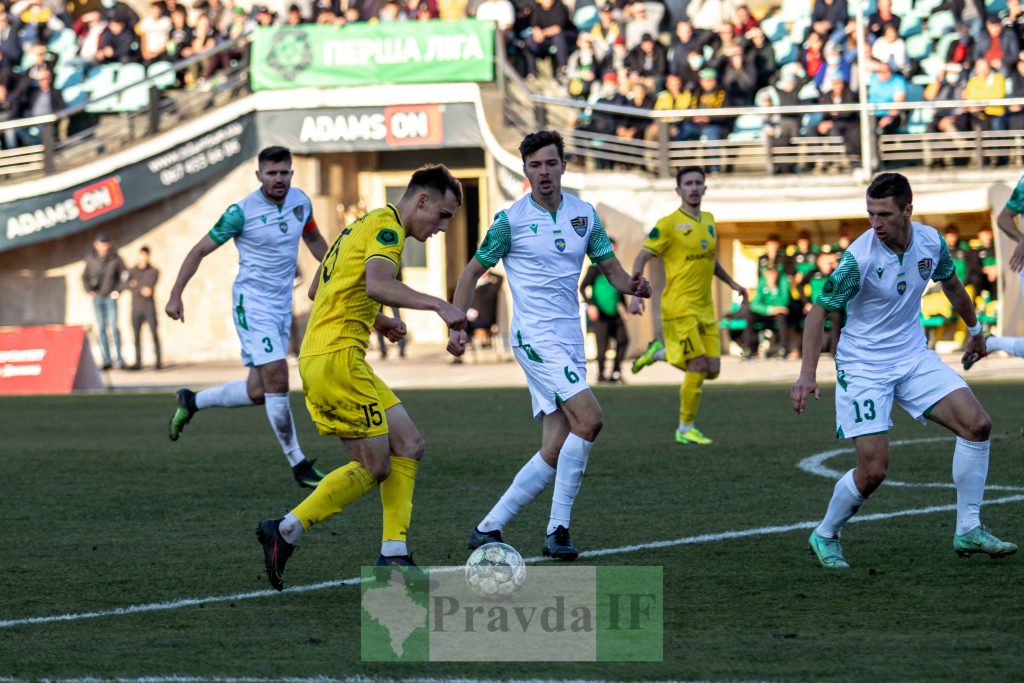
[367,458,392,482]
[392,432,426,460]
[964,412,992,441]
[248,388,266,404]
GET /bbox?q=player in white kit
[967,174,1024,365]
[791,173,1016,568]
[447,131,652,559]
[164,146,330,488]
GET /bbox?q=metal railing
[495,39,1024,177]
[0,36,252,181]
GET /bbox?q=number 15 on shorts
[361,402,383,427]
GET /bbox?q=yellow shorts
[663,316,721,369]
[299,347,400,439]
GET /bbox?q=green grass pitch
[1,382,1023,681]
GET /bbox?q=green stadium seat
[927,10,956,38]
[773,38,797,66]
[781,0,811,21]
[915,0,943,17]
[117,62,150,111]
[84,64,120,114]
[900,14,923,38]
[760,14,785,42]
[146,61,176,89]
[572,5,598,31]
[906,33,931,61]
[987,0,1008,14]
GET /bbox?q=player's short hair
[519,130,564,162]
[258,146,292,167]
[766,233,781,243]
[867,172,912,209]
[140,245,150,254]
[675,166,706,185]
[405,164,463,206]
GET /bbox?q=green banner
[251,21,494,91]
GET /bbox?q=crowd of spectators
[726,226,1000,359]
[471,0,1024,165]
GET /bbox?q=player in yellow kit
[628,166,747,445]
[256,165,467,590]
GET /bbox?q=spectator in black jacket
[524,0,575,79]
[0,10,21,65]
[720,48,757,104]
[126,245,162,370]
[82,233,127,370]
[669,20,707,75]
[98,0,139,31]
[743,24,777,91]
[811,0,847,43]
[815,78,860,159]
[15,66,63,143]
[96,17,139,63]
[625,33,667,92]
[868,0,900,38]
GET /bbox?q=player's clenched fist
[165,296,184,322]
[630,271,652,298]
[447,329,468,357]
[437,302,467,330]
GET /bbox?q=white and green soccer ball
[465,542,526,600]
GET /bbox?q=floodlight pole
[854,0,875,178]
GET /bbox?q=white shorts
[233,294,291,367]
[834,350,967,439]
[512,340,589,419]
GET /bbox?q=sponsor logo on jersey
[876,266,884,278]
[376,228,399,245]
[554,238,566,252]
[675,223,691,232]
[529,223,538,234]
[570,216,588,237]
[917,258,933,280]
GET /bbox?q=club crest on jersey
[278,223,288,233]
[701,239,708,250]
[570,216,588,237]
[917,258,933,280]
[554,238,566,252]
[708,225,715,237]
[293,206,304,223]
[897,280,907,295]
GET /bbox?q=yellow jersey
[642,206,717,322]
[300,205,406,357]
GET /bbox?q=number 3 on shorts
[853,399,876,423]
[262,336,273,353]
[563,366,579,384]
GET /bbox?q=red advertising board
[0,326,103,395]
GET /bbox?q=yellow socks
[380,456,419,545]
[680,371,706,425]
[291,461,376,529]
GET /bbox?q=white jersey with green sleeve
[1005,175,1024,215]
[474,193,614,347]
[208,187,317,316]
[817,222,955,365]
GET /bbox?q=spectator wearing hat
[524,0,575,80]
[285,3,305,23]
[625,32,667,92]
[95,16,138,63]
[976,13,1020,72]
[576,70,626,167]
[761,69,812,171]
[83,233,127,370]
[868,61,907,134]
[868,0,900,38]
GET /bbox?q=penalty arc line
[2,493,1024,630]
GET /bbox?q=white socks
[952,437,989,536]
[548,434,593,534]
[653,348,666,362]
[479,452,556,532]
[195,380,253,410]
[678,422,693,433]
[279,512,303,544]
[985,336,1024,357]
[815,469,865,539]
[264,393,305,467]
[381,540,408,557]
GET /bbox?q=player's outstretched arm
[995,206,1024,272]
[597,256,652,299]
[365,258,466,330]
[940,275,987,367]
[446,257,488,357]
[715,259,749,304]
[165,235,220,323]
[627,249,656,314]
[791,304,825,414]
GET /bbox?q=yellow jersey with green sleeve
[817,223,954,365]
[474,193,614,348]
[299,205,405,357]
[643,207,717,323]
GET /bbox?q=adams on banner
[251,21,494,91]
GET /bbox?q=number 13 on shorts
[835,369,892,438]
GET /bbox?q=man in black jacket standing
[82,233,127,370]
[126,245,161,370]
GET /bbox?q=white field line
[797,435,1024,492]
[2,436,1021,632]
[3,494,1023,631]
[21,678,764,683]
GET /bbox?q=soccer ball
[465,542,526,600]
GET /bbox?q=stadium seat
[572,5,598,31]
[116,62,150,111]
[900,14,923,38]
[773,38,797,66]
[987,0,1008,14]
[798,81,819,100]
[892,0,913,16]
[920,54,944,78]
[57,65,88,107]
[915,0,942,17]
[905,33,931,60]
[84,64,120,114]
[905,82,925,102]
[780,0,811,22]
[934,32,959,63]
[789,17,810,43]
[760,14,786,42]
[927,10,956,38]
